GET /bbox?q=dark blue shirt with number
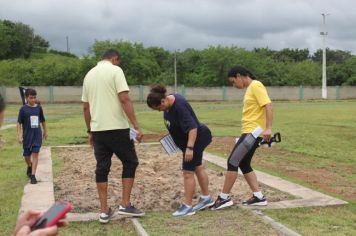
[163,94,211,150]
[17,105,45,148]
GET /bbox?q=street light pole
[174,50,177,93]
[320,13,329,99]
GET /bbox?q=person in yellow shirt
[211,65,273,210]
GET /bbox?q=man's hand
[43,132,48,140]
[88,133,93,147]
[184,149,193,162]
[134,127,143,143]
[262,128,272,142]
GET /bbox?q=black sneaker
[242,195,267,206]
[117,204,145,217]
[30,175,37,184]
[99,208,113,224]
[210,196,233,210]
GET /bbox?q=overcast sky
[1,0,355,56]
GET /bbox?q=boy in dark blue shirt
[17,88,48,184]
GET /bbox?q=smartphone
[31,201,72,231]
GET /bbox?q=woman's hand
[184,149,193,162]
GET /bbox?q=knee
[96,167,110,183]
[183,171,194,179]
[122,160,139,178]
[240,164,253,174]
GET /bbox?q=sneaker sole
[99,218,110,224]
[172,211,196,217]
[211,200,233,210]
[243,201,268,206]
[193,201,215,212]
[117,211,145,217]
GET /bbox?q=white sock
[201,195,210,200]
[253,191,264,199]
[219,192,230,200]
[183,203,192,208]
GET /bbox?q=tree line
[1,19,355,87]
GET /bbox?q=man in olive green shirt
[82,49,144,223]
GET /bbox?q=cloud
[0,0,355,55]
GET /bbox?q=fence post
[0,86,6,100]
[222,86,227,101]
[181,85,186,97]
[299,85,304,100]
[336,86,340,100]
[48,86,54,103]
[139,85,144,103]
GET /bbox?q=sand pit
[54,144,292,213]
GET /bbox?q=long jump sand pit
[54,144,292,213]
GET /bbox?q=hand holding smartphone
[31,201,72,231]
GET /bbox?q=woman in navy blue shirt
[147,85,214,217]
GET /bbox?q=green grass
[140,208,278,236]
[1,100,356,235]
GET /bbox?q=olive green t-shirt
[81,60,130,131]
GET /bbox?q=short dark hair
[147,85,167,109]
[102,49,120,60]
[0,93,5,113]
[25,88,37,97]
[227,65,256,80]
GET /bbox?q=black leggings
[92,129,139,182]
[227,133,262,174]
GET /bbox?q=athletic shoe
[117,204,145,217]
[192,196,214,212]
[26,166,32,178]
[210,196,233,210]
[172,204,195,217]
[242,195,268,206]
[99,208,113,224]
[30,175,37,184]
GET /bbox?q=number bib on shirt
[30,116,39,128]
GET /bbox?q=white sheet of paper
[130,128,137,141]
[159,134,179,156]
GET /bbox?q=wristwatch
[187,146,194,150]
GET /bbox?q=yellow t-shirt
[241,80,271,134]
[81,60,130,131]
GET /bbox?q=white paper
[129,128,138,141]
[159,134,179,156]
[30,116,39,128]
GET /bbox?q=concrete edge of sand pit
[252,210,301,236]
[18,146,150,236]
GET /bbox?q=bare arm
[83,102,93,146]
[263,103,273,141]
[118,91,143,142]
[17,123,22,144]
[187,128,197,148]
[83,102,91,131]
[42,121,48,140]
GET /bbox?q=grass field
[1,100,355,235]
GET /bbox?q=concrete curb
[131,218,150,236]
[252,210,301,236]
[0,124,16,130]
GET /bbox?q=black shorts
[227,133,262,174]
[182,127,212,171]
[92,129,138,182]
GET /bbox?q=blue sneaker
[192,196,214,212]
[172,204,195,217]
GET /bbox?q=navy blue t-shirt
[17,105,45,148]
[164,94,211,149]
